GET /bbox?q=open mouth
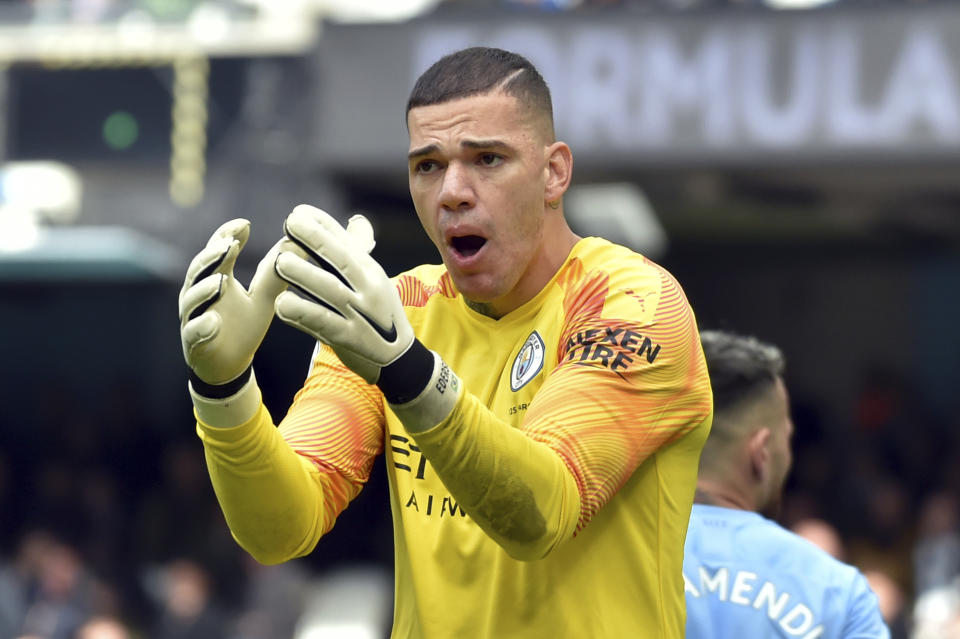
[450,235,487,258]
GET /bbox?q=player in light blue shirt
[684,330,889,639]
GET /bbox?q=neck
[465,220,580,319]
[694,481,755,511]
[464,299,502,319]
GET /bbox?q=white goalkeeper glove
[273,204,462,432]
[178,219,287,424]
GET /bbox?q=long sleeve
[410,391,581,561]
[197,345,386,564]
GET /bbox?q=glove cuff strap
[189,365,253,400]
[386,349,462,434]
[377,339,435,404]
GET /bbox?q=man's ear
[543,141,573,206]
[748,428,772,481]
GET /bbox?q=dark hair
[700,330,785,416]
[406,47,554,131]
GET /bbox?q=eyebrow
[408,144,438,160]
[407,139,516,160]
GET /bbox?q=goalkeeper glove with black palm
[178,219,287,425]
[273,205,461,432]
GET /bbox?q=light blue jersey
[684,504,889,639]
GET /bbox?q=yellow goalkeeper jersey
[198,236,713,638]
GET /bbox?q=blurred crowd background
[1,0,960,637]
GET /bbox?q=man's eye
[479,153,502,167]
[416,160,438,174]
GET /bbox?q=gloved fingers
[178,273,224,324]
[274,251,354,311]
[248,237,301,303]
[181,311,221,357]
[296,208,377,260]
[182,236,239,298]
[284,206,347,252]
[289,204,352,244]
[283,206,360,289]
[207,218,251,250]
[275,290,352,342]
[346,214,376,255]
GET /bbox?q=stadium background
[0,0,958,637]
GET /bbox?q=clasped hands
[178,204,415,394]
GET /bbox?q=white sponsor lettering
[699,566,729,601]
[729,570,757,605]
[739,26,821,146]
[877,23,960,141]
[753,580,790,620]
[413,17,960,153]
[638,28,735,147]
[780,603,817,636]
[685,567,825,638]
[568,29,634,147]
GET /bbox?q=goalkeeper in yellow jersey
[177,47,713,638]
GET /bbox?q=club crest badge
[510,331,545,391]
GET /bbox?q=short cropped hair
[406,47,554,135]
[700,330,785,417]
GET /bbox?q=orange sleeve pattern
[278,343,387,496]
[523,259,712,531]
[396,271,457,308]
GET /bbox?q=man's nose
[438,162,475,212]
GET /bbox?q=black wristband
[377,339,435,405]
[189,365,253,400]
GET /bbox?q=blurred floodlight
[188,3,232,44]
[318,0,443,23]
[116,8,158,42]
[298,624,379,639]
[0,205,41,253]
[565,183,668,260]
[0,225,184,281]
[294,566,391,639]
[764,0,837,8]
[0,161,82,224]
[912,582,960,639]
